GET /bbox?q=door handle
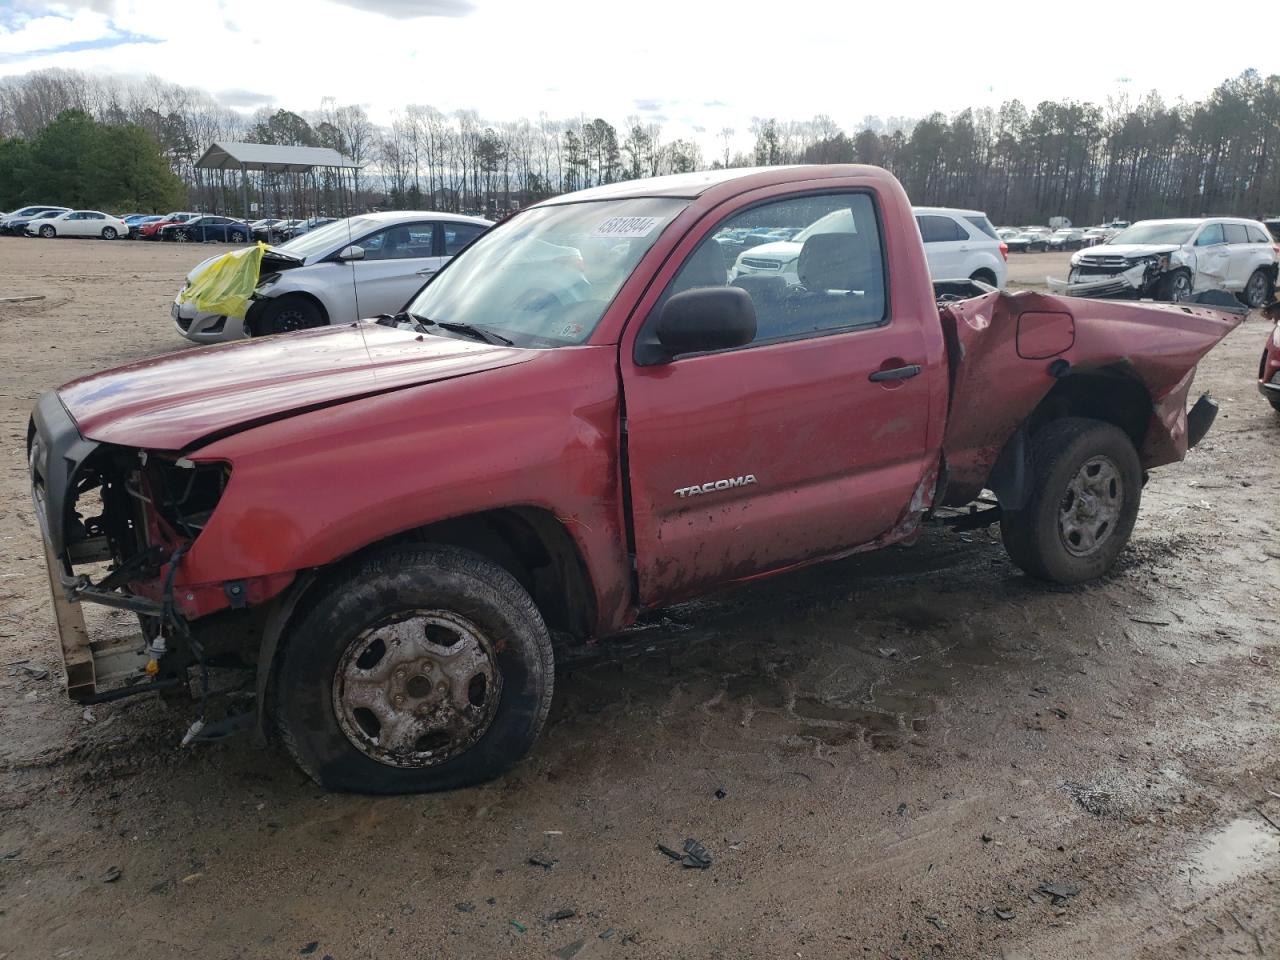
[869,364,922,382]
[415,268,437,277]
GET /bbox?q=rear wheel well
[970,267,997,286]
[988,370,1152,510]
[1026,370,1151,448]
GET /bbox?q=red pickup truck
[28,165,1241,793]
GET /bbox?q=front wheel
[253,295,326,335]
[229,231,245,243]
[1241,269,1271,309]
[39,225,55,239]
[272,544,555,793]
[1000,418,1142,584]
[1156,269,1192,302]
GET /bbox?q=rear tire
[970,269,997,288]
[101,226,117,240]
[1000,418,1142,584]
[272,544,554,794]
[254,295,326,335]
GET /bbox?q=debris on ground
[993,908,1015,921]
[545,908,576,922]
[925,915,948,930]
[1036,881,1081,905]
[299,943,318,955]
[509,920,527,934]
[527,855,557,870]
[656,838,712,869]
[1129,617,1171,626]
[101,866,121,883]
[714,787,727,800]
[554,940,586,960]
[599,928,615,940]
[455,901,475,913]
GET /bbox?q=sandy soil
[0,237,1277,960]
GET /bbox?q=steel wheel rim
[1058,455,1123,557]
[1171,274,1190,301]
[332,609,502,768]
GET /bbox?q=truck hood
[57,322,534,451]
[1079,243,1181,259]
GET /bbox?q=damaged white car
[1048,217,1277,306]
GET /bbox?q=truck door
[620,190,935,605]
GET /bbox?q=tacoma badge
[674,475,757,498]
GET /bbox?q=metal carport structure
[194,141,362,225]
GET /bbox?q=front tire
[272,544,554,793]
[253,295,326,335]
[1241,269,1271,309]
[39,225,55,238]
[1000,418,1142,584]
[1156,269,1192,302]
[229,230,245,243]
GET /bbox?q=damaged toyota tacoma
[28,165,1242,793]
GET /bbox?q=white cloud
[0,0,1266,157]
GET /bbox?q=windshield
[274,216,376,258]
[406,197,685,347]
[1110,222,1197,245]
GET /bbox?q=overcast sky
[0,0,1267,154]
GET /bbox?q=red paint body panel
[43,164,1242,638]
[179,346,633,631]
[616,171,947,605]
[60,324,534,450]
[938,291,1242,504]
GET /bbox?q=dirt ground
[1,238,1278,960]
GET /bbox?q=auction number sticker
[590,216,662,239]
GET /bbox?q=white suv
[731,204,1007,289]
[1053,217,1278,306]
[912,207,1008,288]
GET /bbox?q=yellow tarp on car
[175,242,266,319]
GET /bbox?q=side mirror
[644,286,756,363]
[337,244,365,262]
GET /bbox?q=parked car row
[0,203,344,243]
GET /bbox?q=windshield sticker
[590,216,662,239]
